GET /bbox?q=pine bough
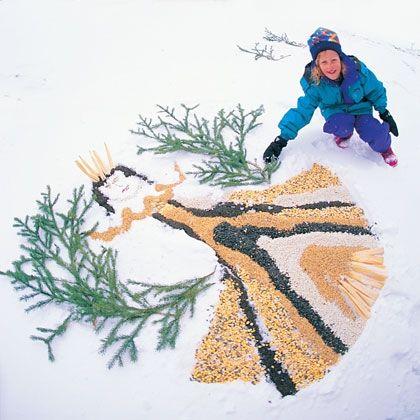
[1,187,213,368]
[131,104,279,187]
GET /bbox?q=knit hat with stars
[307,27,342,60]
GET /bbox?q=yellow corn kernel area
[228,163,341,205]
[192,278,264,384]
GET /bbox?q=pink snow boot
[381,147,398,167]
[334,135,351,149]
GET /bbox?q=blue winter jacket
[278,55,387,140]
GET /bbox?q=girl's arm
[278,82,320,140]
[360,62,387,114]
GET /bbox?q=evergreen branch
[152,276,214,350]
[102,318,147,369]
[127,275,214,350]
[30,314,73,362]
[131,104,279,186]
[1,187,215,368]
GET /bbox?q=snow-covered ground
[1,0,420,419]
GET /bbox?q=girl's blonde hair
[310,55,347,85]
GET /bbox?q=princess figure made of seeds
[76,145,387,396]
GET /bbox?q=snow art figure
[75,146,388,396]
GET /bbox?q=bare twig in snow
[391,43,420,57]
[263,28,306,48]
[237,43,290,61]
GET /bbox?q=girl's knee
[355,115,390,152]
[355,115,384,136]
[369,133,391,153]
[323,113,355,137]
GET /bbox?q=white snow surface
[1,0,420,419]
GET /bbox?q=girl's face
[317,50,342,81]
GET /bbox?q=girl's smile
[317,50,342,81]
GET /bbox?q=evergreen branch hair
[1,186,214,367]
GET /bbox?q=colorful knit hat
[307,27,342,60]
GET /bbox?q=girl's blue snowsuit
[278,55,391,152]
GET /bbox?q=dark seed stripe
[152,213,364,374]
[229,222,373,243]
[152,214,298,395]
[225,270,297,396]
[213,222,351,355]
[154,212,352,354]
[168,199,355,218]
[152,213,202,241]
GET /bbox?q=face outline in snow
[99,170,144,202]
[92,165,154,214]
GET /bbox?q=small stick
[78,156,98,179]
[340,280,371,313]
[90,151,106,180]
[351,254,384,265]
[343,281,377,306]
[340,281,365,309]
[75,160,99,181]
[347,271,385,288]
[92,150,108,176]
[353,248,384,257]
[104,142,114,172]
[343,277,379,300]
[350,262,388,281]
[339,284,369,319]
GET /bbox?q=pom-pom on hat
[308,27,342,60]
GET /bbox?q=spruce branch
[30,314,73,362]
[1,187,214,368]
[128,277,214,350]
[131,104,279,186]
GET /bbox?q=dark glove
[263,136,288,163]
[379,110,399,137]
